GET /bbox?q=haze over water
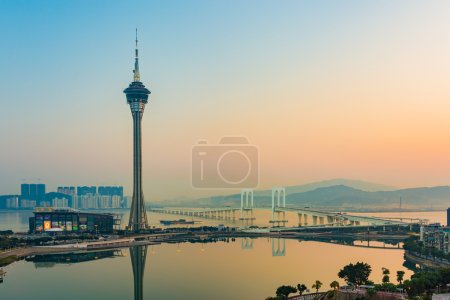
[1,210,446,232]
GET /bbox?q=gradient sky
[1,1,450,201]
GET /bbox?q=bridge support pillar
[312,215,318,225]
[319,216,324,225]
[303,214,308,225]
[297,214,302,227]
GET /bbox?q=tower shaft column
[129,102,148,231]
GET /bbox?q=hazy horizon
[2,1,450,201]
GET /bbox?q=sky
[1,1,450,201]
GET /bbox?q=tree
[366,287,377,298]
[297,283,307,295]
[382,267,390,284]
[276,285,297,299]
[312,280,323,293]
[338,262,372,286]
[396,271,405,285]
[330,281,339,291]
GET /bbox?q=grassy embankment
[0,255,18,267]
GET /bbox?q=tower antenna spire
[133,28,141,82]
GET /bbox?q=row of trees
[403,236,450,261]
[267,261,450,299]
[403,268,450,298]
[268,280,332,299]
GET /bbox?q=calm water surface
[0,210,446,300]
[2,238,413,300]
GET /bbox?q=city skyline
[2,1,450,201]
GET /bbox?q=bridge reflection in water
[239,237,402,258]
[130,245,148,300]
[272,238,286,256]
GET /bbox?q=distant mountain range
[157,179,450,211]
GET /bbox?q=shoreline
[404,251,450,269]
[0,208,446,212]
[0,231,412,268]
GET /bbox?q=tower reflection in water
[130,245,148,300]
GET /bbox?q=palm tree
[312,280,323,293]
[297,284,307,295]
[330,281,339,291]
[382,267,390,283]
[396,270,405,285]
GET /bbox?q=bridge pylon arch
[270,187,288,227]
[240,189,255,225]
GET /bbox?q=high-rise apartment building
[77,186,97,196]
[98,186,124,198]
[6,196,19,209]
[21,183,46,201]
[57,186,76,196]
[111,195,121,208]
[447,207,450,227]
[52,197,69,208]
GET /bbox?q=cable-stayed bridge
[150,187,426,231]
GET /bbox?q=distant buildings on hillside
[0,183,130,210]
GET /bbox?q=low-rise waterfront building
[432,293,450,300]
[29,207,118,234]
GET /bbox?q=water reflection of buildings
[306,238,402,249]
[26,249,124,268]
[24,247,148,300]
[130,245,148,300]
